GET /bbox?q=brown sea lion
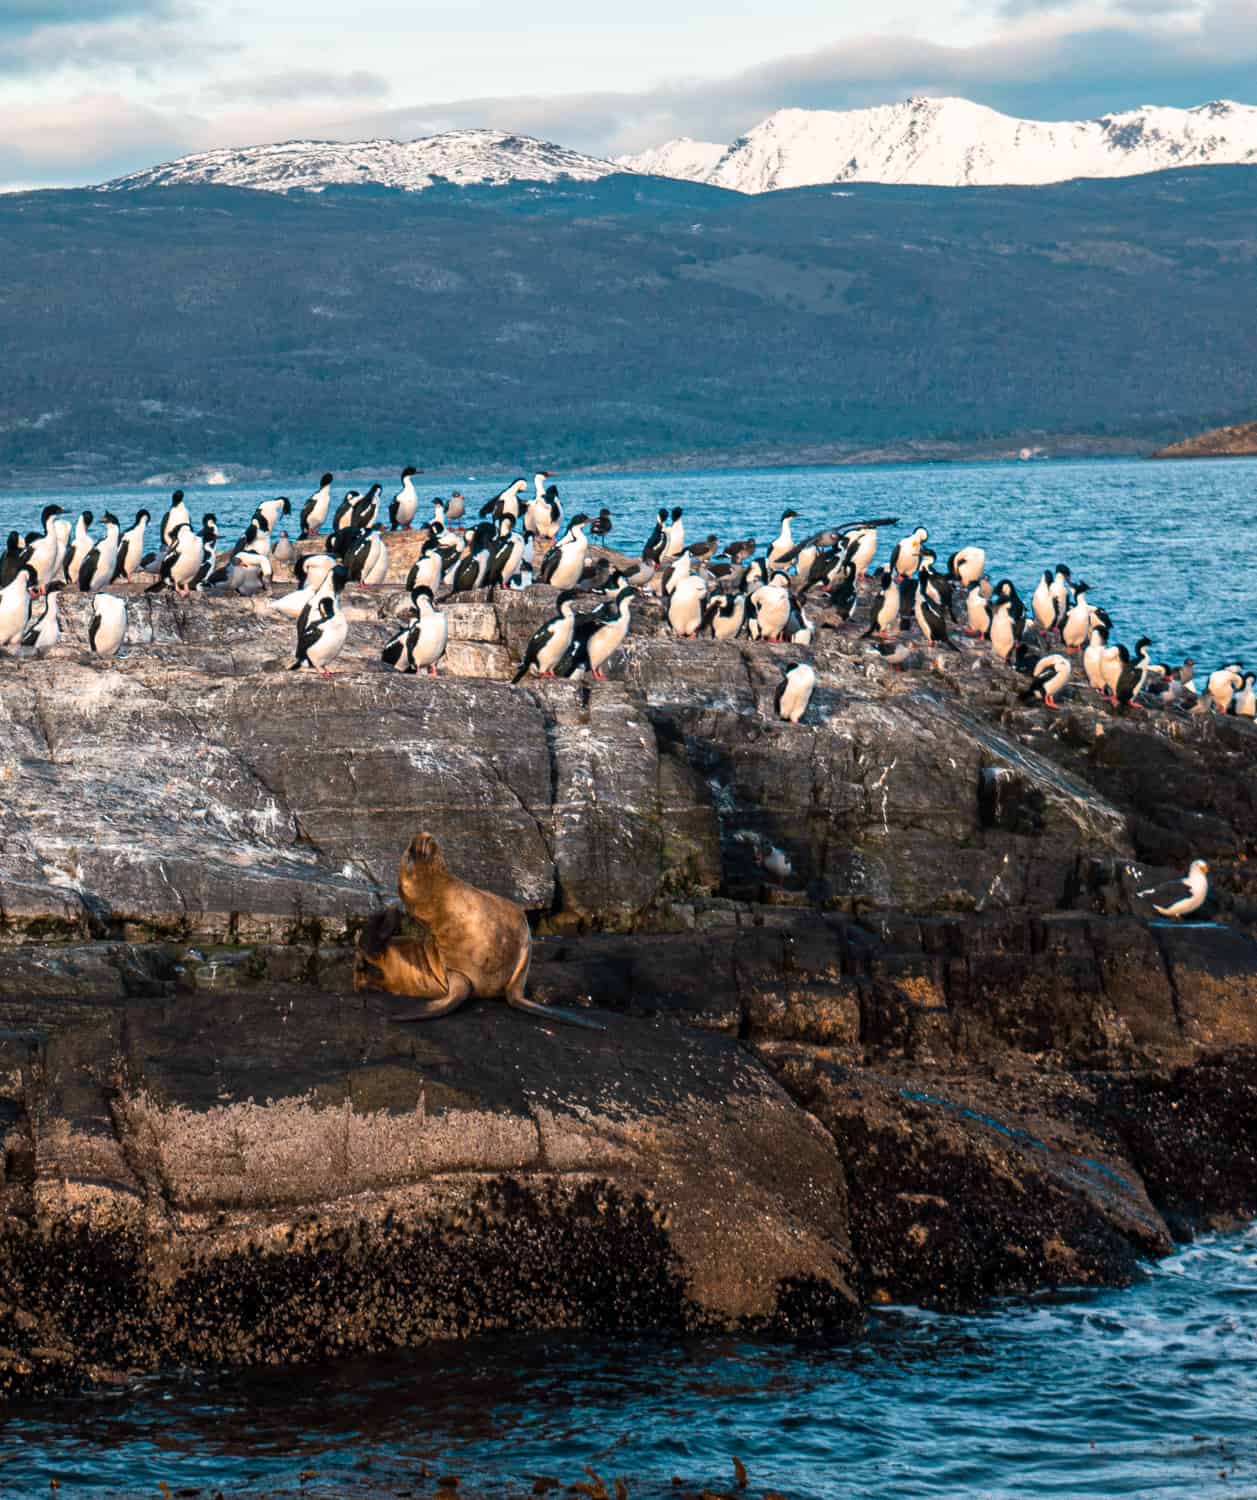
[364,833,603,1029]
[353,905,451,1000]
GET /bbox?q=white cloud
[0,1,210,76]
[213,68,391,104]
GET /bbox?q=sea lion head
[357,904,402,957]
[353,936,446,997]
[398,831,449,912]
[353,905,401,991]
[404,831,446,873]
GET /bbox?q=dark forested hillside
[1,166,1255,479]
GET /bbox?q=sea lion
[361,833,604,1029]
[353,905,451,1000]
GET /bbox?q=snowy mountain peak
[98,99,1257,201]
[613,136,726,182]
[100,129,623,195]
[618,97,1257,193]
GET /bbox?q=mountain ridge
[102,128,622,195]
[3,166,1255,481]
[618,96,1257,192]
[98,97,1257,199]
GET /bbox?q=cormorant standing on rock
[511,589,583,682]
[300,473,335,538]
[775,661,816,724]
[1021,653,1071,708]
[291,596,348,675]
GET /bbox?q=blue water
[3,1227,1255,1498]
[1,456,1253,667]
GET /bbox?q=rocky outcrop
[0,986,857,1395]
[2,547,1255,1396]
[3,567,1252,944]
[1153,419,1257,459]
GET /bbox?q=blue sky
[1,0,1255,187]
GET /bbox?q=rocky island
[2,541,1255,1401]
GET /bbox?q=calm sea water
[2,1227,1254,1499]
[1,456,1253,666]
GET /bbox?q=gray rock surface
[8,562,1242,945]
[2,543,1256,1396]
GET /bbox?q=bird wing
[1137,877,1193,907]
[19,602,46,646]
[553,636,588,677]
[838,516,897,534]
[569,612,604,644]
[699,598,723,630]
[523,618,556,665]
[295,614,326,661]
[537,543,565,583]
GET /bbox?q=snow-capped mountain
[99,99,1257,200]
[101,129,622,194]
[617,97,1257,192]
[619,137,726,183]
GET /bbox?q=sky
[1,0,1255,189]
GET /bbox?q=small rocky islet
[1,518,1255,1402]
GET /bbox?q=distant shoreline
[572,434,1153,475]
[0,434,1189,492]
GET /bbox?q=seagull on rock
[1137,859,1209,921]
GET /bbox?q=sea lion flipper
[423,928,450,993]
[506,995,607,1032]
[390,969,472,1023]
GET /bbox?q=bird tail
[510,661,529,685]
[144,579,165,594]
